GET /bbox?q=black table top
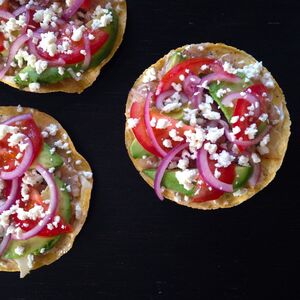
[0,0,299,299]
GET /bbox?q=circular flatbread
[125,43,291,210]
[0,107,93,274]
[0,0,127,94]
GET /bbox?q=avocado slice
[209,78,252,122]
[164,51,186,73]
[233,166,253,190]
[130,138,151,159]
[143,169,195,196]
[32,143,63,170]
[15,10,119,87]
[4,177,71,259]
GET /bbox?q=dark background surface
[0,0,299,299]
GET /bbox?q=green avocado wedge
[233,166,253,190]
[164,51,186,73]
[14,10,119,88]
[32,143,64,169]
[209,78,252,122]
[143,169,195,197]
[4,177,71,259]
[130,138,151,159]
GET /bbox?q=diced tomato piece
[12,188,72,237]
[156,58,216,94]
[80,0,91,10]
[0,118,42,174]
[0,32,5,52]
[130,101,193,157]
[193,161,236,203]
[36,25,109,65]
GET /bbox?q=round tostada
[0,106,93,277]
[125,43,291,210]
[0,0,126,93]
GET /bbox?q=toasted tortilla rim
[0,0,127,94]
[0,106,93,272]
[125,42,291,210]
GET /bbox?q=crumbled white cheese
[28,82,40,92]
[175,169,198,190]
[0,125,19,140]
[238,155,250,167]
[233,188,248,197]
[204,142,217,155]
[156,119,171,129]
[244,123,258,140]
[15,246,25,256]
[211,150,235,168]
[38,32,57,57]
[142,67,157,83]
[162,139,172,148]
[206,127,224,143]
[71,25,86,42]
[127,118,139,129]
[251,153,261,164]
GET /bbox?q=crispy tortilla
[0,106,93,273]
[125,43,291,210]
[0,0,127,94]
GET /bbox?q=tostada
[0,0,126,93]
[125,43,291,209]
[0,106,93,277]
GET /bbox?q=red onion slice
[13,164,59,240]
[2,113,33,125]
[183,74,201,97]
[0,136,34,180]
[0,34,30,80]
[248,162,261,187]
[0,233,11,256]
[197,147,233,193]
[154,143,189,200]
[12,5,27,16]
[232,126,271,147]
[0,9,14,20]
[156,90,174,110]
[144,92,167,157]
[0,178,20,213]
[63,0,85,19]
[82,33,91,70]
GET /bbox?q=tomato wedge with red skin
[232,84,268,152]
[0,118,42,172]
[156,58,216,95]
[130,101,193,157]
[193,162,236,203]
[80,0,91,10]
[36,26,109,65]
[0,32,5,52]
[13,118,43,161]
[11,188,72,237]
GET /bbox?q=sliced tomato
[0,118,42,172]
[156,58,216,94]
[0,32,5,52]
[14,118,43,160]
[193,162,236,203]
[130,101,193,157]
[12,188,72,237]
[0,147,22,171]
[80,0,91,10]
[36,25,109,65]
[232,84,268,152]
